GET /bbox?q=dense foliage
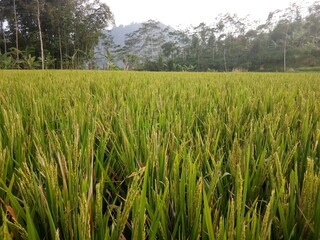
[0,0,113,69]
[0,71,320,239]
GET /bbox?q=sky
[105,0,306,28]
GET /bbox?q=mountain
[95,21,174,69]
[109,23,143,46]
[109,22,174,46]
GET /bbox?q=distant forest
[1,0,320,71]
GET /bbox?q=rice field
[0,70,320,240]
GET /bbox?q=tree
[193,22,212,71]
[95,30,119,70]
[124,20,169,61]
[115,45,139,70]
[13,0,19,63]
[0,3,7,54]
[161,42,178,59]
[36,0,44,69]
[167,28,191,61]
[268,3,303,71]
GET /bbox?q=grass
[0,70,320,239]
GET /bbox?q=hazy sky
[106,0,304,28]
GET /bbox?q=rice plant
[0,70,319,239]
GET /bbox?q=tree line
[104,1,320,72]
[0,0,113,69]
[1,0,320,71]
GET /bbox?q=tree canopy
[0,0,114,69]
